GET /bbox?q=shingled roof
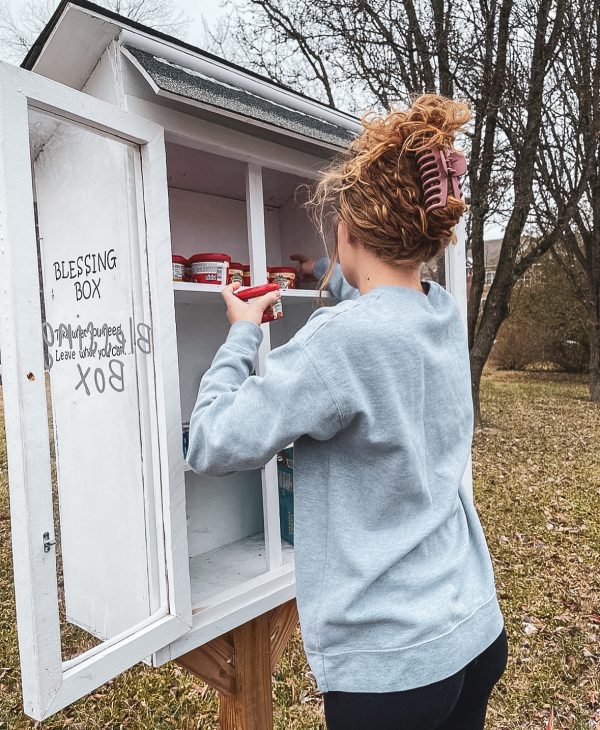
[124,46,356,149]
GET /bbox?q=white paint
[167,141,307,207]
[0,59,63,722]
[153,563,296,664]
[173,298,265,560]
[173,282,331,304]
[185,471,264,558]
[189,532,294,608]
[33,111,158,640]
[138,129,192,628]
[245,162,283,574]
[124,94,326,179]
[168,188,249,264]
[0,61,191,721]
[25,6,122,90]
[445,216,474,499]
[446,216,469,327]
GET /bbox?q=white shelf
[279,287,329,299]
[173,281,330,305]
[189,532,294,607]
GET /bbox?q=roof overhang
[22,1,361,151]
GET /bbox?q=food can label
[269,272,295,289]
[191,260,229,285]
[229,268,244,284]
[262,299,283,323]
[172,262,186,281]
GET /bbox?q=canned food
[268,266,296,289]
[234,283,282,323]
[189,252,231,285]
[228,262,244,284]
[242,264,251,286]
[172,255,188,282]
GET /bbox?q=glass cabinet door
[0,61,191,721]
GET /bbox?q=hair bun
[309,94,471,268]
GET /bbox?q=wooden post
[176,598,299,730]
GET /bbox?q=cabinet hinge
[43,532,56,553]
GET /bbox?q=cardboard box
[277,447,294,545]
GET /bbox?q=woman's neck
[356,260,424,296]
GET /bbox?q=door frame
[0,60,191,721]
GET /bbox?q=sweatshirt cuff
[313,256,329,280]
[226,319,264,353]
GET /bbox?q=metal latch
[43,532,56,553]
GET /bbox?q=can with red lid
[189,252,231,285]
[234,283,283,323]
[242,264,251,287]
[268,266,296,289]
[172,254,188,282]
[228,262,244,285]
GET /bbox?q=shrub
[490,254,589,372]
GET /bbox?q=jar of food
[268,266,296,289]
[189,253,231,285]
[242,264,251,287]
[228,262,244,284]
[234,283,282,323]
[172,254,188,282]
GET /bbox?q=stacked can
[189,253,231,285]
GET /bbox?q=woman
[187,94,507,730]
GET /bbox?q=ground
[0,370,599,729]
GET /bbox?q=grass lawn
[0,369,599,729]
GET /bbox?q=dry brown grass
[0,370,599,729]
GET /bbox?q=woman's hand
[290,253,317,281]
[222,282,281,326]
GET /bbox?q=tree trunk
[470,350,486,428]
[589,315,600,402]
[469,269,512,427]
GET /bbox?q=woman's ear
[337,219,353,248]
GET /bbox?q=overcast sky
[175,0,230,41]
[4,0,231,46]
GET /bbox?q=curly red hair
[308,94,471,294]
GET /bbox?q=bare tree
[213,0,591,425]
[534,0,600,400]
[0,0,190,64]
[465,0,596,422]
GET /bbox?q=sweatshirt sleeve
[313,256,360,301]
[186,319,346,477]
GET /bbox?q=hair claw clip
[415,147,467,213]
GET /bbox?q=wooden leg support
[176,598,299,730]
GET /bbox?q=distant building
[466,235,541,304]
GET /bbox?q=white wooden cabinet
[0,59,191,721]
[0,3,470,721]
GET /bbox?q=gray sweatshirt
[187,258,503,693]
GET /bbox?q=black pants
[323,628,508,730]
